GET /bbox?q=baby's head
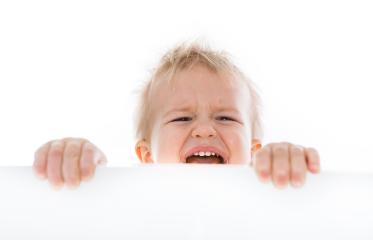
[134,41,263,164]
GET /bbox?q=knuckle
[307,148,320,161]
[62,137,78,142]
[255,147,271,158]
[47,164,62,177]
[290,145,303,155]
[49,147,63,160]
[64,142,81,159]
[272,145,288,155]
[307,147,317,152]
[254,149,268,160]
[307,147,319,156]
[254,152,270,170]
[63,137,89,144]
[79,138,89,143]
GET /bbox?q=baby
[33,41,321,190]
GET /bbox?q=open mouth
[185,155,225,164]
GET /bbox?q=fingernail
[97,158,108,166]
[260,170,269,179]
[259,170,270,183]
[277,174,288,185]
[311,164,320,172]
[89,142,106,165]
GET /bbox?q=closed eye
[171,117,192,122]
[170,116,236,122]
[217,116,235,121]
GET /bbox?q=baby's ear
[251,139,262,154]
[135,140,154,163]
[249,139,262,166]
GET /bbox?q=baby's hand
[252,142,320,189]
[33,137,107,190]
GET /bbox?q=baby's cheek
[224,130,250,164]
[156,129,184,163]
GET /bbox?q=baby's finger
[62,140,82,189]
[253,145,272,183]
[33,142,51,179]
[305,147,321,173]
[289,145,307,188]
[272,143,290,189]
[47,140,65,190]
[80,142,107,182]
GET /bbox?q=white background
[2,166,373,239]
[0,0,372,172]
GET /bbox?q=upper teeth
[193,151,218,157]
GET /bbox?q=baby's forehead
[156,83,250,112]
[159,68,245,93]
[148,64,251,111]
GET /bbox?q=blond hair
[133,41,263,143]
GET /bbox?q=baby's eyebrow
[163,107,193,117]
[163,106,240,117]
[214,107,240,114]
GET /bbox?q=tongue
[186,156,223,164]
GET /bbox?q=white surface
[0,1,373,172]
[1,165,373,239]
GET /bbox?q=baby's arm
[251,142,320,189]
[33,137,107,190]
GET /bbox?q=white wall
[0,0,372,172]
[1,166,372,239]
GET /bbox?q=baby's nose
[191,123,216,138]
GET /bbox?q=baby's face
[145,64,256,164]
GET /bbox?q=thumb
[92,148,108,166]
